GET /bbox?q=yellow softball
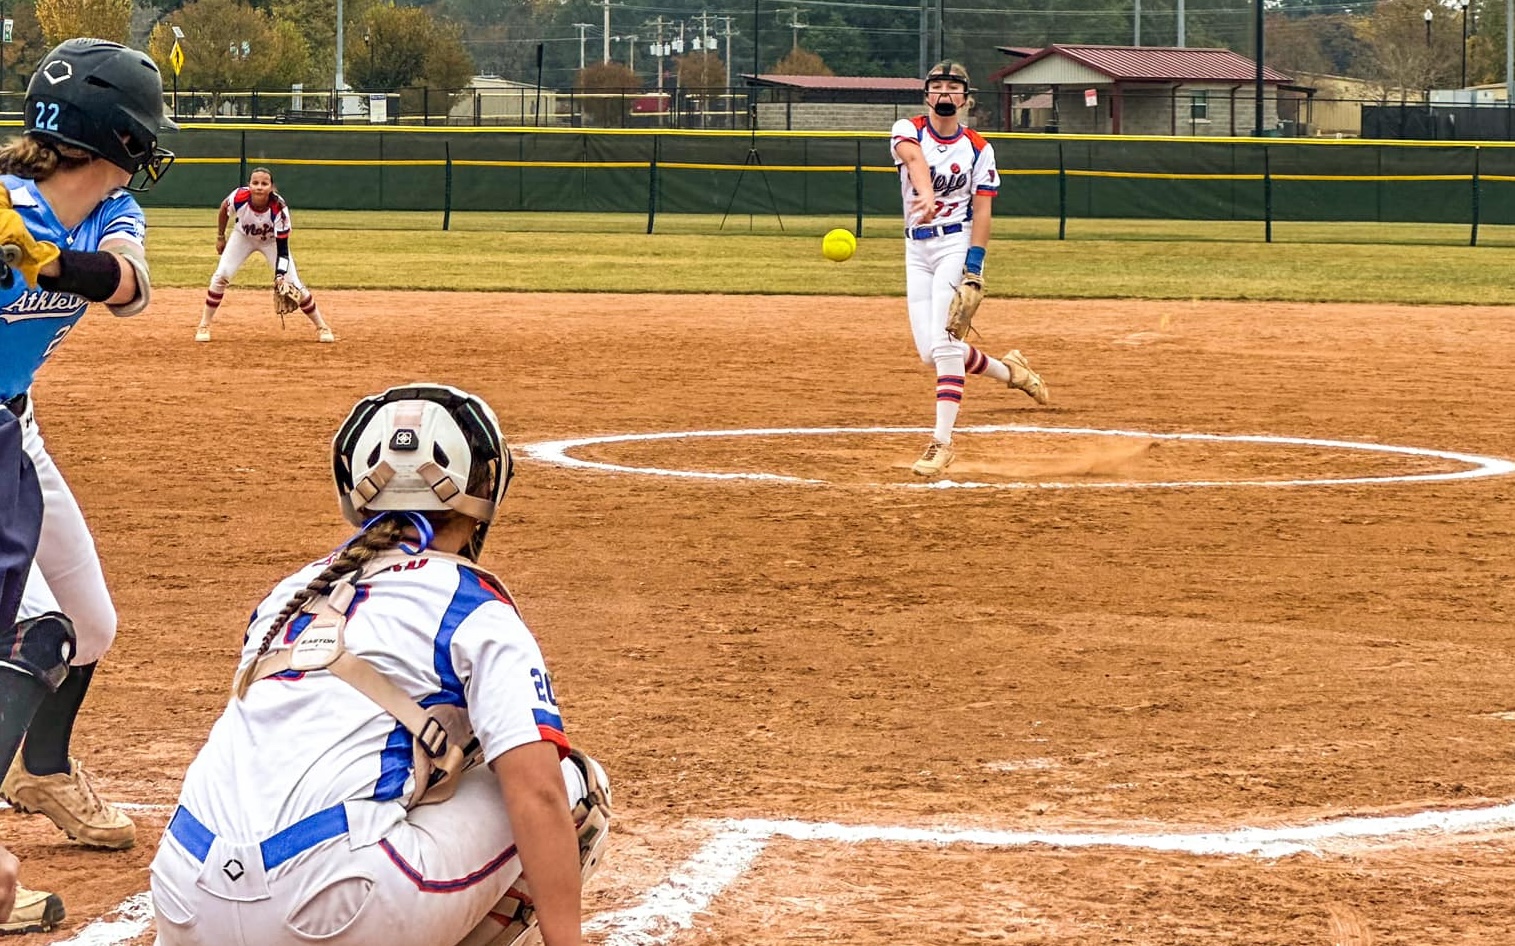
[821,228,857,262]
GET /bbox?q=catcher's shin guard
[0,613,77,773]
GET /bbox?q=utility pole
[645,16,669,91]
[573,23,593,70]
[1178,0,1185,46]
[600,0,613,63]
[775,7,806,51]
[1134,0,1141,46]
[719,16,738,90]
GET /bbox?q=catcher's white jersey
[152,552,578,946]
[175,552,568,837]
[889,116,999,229]
[225,186,292,244]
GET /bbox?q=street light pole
[1425,8,1433,48]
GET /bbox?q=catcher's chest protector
[234,550,494,809]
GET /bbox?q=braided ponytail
[247,516,410,668]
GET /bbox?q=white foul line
[585,829,769,946]
[65,804,1515,946]
[520,425,1515,490]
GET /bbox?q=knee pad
[0,612,76,692]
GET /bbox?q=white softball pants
[16,395,116,665]
[210,231,308,296]
[904,230,972,364]
[150,760,589,946]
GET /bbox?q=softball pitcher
[195,167,335,343]
[892,61,1050,477]
[0,37,178,932]
[150,383,610,946]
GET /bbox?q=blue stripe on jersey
[432,568,504,706]
[533,707,564,731]
[0,177,147,399]
[373,722,413,802]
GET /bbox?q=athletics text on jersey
[226,187,291,243]
[0,175,146,400]
[890,116,999,229]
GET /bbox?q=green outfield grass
[144,209,1515,304]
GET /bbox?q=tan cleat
[0,885,64,935]
[316,327,336,343]
[1003,350,1050,405]
[194,324,211,343]
[1,756,136,850]
[911,439,956,477]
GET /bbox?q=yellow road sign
[169,40,184,76]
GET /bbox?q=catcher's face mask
[333,384,513,560]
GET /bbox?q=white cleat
[193,325,211,343]
[911,439,956,477]
[316,327,336,343]
[1003,350,1050,405]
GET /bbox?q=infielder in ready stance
[0,37,178,933]
[892,61,1050,477]
[151,383,610,946]
[195,167,335,343]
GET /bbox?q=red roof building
[991,45,1308,136]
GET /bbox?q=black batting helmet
[25,39,177,191]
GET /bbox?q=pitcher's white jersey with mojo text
[174,551,569,844]
[225,186,292,245]
[889,116,999,229]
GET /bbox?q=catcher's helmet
[333,384,513,561]
[25,39,177,191]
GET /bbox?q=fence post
[443,140,453,231]
[1057,141,1067,241]
[854,139,863,238]
[239,130,247,184]
[1263,144,1273,244]
[647,135,660,234]
[1470,145,1481,247]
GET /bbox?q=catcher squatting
[195,166,336,343]
[149,384,610,946]
[0,37,179,935]
[892,61,1051,477]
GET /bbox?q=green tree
[35,0,130,45]
[345,3,472,96]
[146,0,309,113]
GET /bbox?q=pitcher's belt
[168,803,349,871]
[905,223,964,240]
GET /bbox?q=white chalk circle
[520,425,1515,490]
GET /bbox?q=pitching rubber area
[13,290,1515,945]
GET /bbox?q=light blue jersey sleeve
[0,176,146,400]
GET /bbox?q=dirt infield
[7,288,1515,945]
